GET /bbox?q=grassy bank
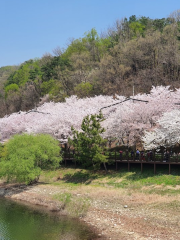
[3,165,180,239]
[40,164,180,196]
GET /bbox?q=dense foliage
[1,85,180,150]
[0,134,62,184]
[69,113,107,169]
[0,10,180,116]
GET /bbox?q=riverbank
[1,167,180,239]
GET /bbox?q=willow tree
[0,134,62,184]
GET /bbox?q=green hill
[1,11,180,117]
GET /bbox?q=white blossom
[0,86,180,147]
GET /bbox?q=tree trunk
[103,162,108,173]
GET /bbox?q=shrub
[0,134,62,184]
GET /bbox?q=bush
[0,134,62,184]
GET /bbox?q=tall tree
[69,113,108,170]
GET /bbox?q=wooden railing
[62,150,180,174]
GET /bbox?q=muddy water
[0,198,96,240]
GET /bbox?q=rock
[124,205,128,208]
[0,188,5,196]
[5,190,13,196]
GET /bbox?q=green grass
[40,165,180,195]
[104,168,180,192]
[146,188,180,195]
[53,192,72,205]
[105,173,180,191]
[53,192,90,217]
[149,200,180,212]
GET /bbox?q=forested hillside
[1,10,180,117]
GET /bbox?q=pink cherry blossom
[0,86,180,148]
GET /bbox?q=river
[0,198,96,240]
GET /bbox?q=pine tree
[69,112,108,171]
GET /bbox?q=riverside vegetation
[38,166,180,239]
[3,166,180,239]
[0,134,62,184]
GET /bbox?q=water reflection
[0,198,96,240]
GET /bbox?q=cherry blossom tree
[142,109,180,150]
[0,95,118,142]
[102,86,180,147]
[0,85,180,148]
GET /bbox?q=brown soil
[1,182,180,240]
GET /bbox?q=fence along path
[62,150,180,174]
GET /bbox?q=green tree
[129,15,137,23]
[129,22,145,38]
[5,59,41,89]
[64,38,88,57]
[0,134,62,184]
[152,18,169,32]
[41,56,70,82]
[84,28,105,61]
[5,83,19,98]
[74,82,93,98]
[69,112,108,170]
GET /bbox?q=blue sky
[1,0,180,67]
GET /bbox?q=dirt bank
[1,181,180,240]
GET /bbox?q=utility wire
[100,97,148,111]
